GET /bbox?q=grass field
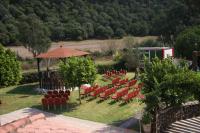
[0,73,143,130]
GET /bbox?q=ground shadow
[119,102,127,106]
[92,117,140,133]
[108,100,117,105]
[7,84,39,95]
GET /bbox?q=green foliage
[59,57,97,87]
[18,15,51,56]
[20,71,39,84]
[95,25,114,39]
[175,26,200,59]
[138,39,163,47]
[141,57,200,122]
[121,49,140,71]
[1,0,198,45]
[0,44,22,87]
[96,62,126,74]
[142,112,152,124]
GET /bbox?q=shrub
[138,39,163,47]
[140,57,200,131]
[59,57,97,87]
[175,25,200,59]
[96,61,126,74]
[0,45,22,87]
[120,49,140,71]
[20,71,39,84]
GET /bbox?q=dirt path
[7,36,157,59]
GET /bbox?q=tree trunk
[79,87,81,104]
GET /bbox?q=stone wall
[156,101,200,133]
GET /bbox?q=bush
[175,25,200,59]
[20,71,39,84]
[140,57,200,130]
[0,45,22,87]
[96,61,126,74]
[138,39,163,47]
[59,57,97,87]
[120,49,140,71]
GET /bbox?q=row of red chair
[44,93,69,100]
[111,87,129,101]
[126,79,137,88]
[42,97,67,110]
[111,77,121,85]
[103,69,127,79]
[47,90,70,96]
[122,89,140,102]
[90,86,109,97]
[134,83,144,91]
[115,78,129,86]
[100,87,117,100]
[80,85,99,97]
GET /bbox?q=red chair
[61,97,67,109]
[90,86,108,97]
[54,97,62,110]
[51,94,56,98]
[100,87,116,99]
[112,77,120,86]
[112,88,129,101]
[47,97,54,110]
[44,94,49,98]
[63,93,69,100]
[53,90,58,95]
[47,91,53,95]
[65,90,70,96]
[59,90,64,95]
[126,80,137,88]
[41,98,48,110]
[122,90,138,102]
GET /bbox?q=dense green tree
[18,15,51,56]
[140,58,198,131]
[95,25,114,39]
[59,57,97,103]
[0,44,22,87]
[175,26,200,59]
[0,0,199,45]
[115,28,126,38]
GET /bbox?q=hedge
[96,61,126,74]
[20,71,39,84]
[20,61,126,84]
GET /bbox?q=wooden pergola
[35,46,90,89]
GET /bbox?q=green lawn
[0,73,143,130]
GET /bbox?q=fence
[156,101,200,133]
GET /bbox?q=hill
[0,0,199,46]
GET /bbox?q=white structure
[136,47,174,67]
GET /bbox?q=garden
[1,24,200,133]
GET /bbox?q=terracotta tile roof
[36,47,90,59]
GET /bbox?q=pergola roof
[36,46,90,59]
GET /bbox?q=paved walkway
[0,108,137,133]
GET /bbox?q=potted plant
[142,112,151,133]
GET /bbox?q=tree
[0,44,22,87]
[138,39,163,47]
[18,15,51,57]
[95,25,114,39]
[140,57,198,132]
[175,26,200,59]
[59,57,97,103]
[130,21,149,36]
[115,28,126,38]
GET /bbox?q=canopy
[36,46,90,59]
